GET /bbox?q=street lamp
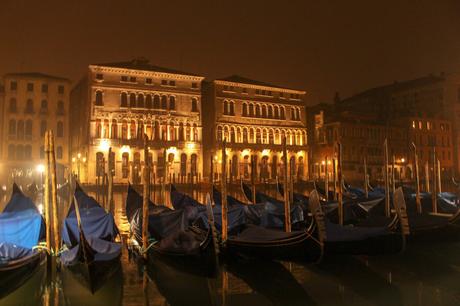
[36,164,45,190]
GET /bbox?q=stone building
[202,75,308,183]
[70,58,204,184]
[0,73,71,186]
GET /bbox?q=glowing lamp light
[401,158,405,163]
[72,157,76,163]
[186,143,196,150]
[77,153,81,159]
[38,204,44,215]
[242,149,251,156]
[262,149,270,156]
[121,145,130,154]
[99,139,111,152]
[321,160,326,165]
[82,157,87,163]
[36,164,45,173]
[167,147,177,155]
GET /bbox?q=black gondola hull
[0,251,46,299]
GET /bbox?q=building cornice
[214,80,306,95]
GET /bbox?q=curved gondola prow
[240,180,253,203]
[305,190,325,263]
[393,188,410,252]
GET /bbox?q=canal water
[1,187,460,306]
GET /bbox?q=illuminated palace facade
[202,76,308,182]
[70,59,204,184]
[0,73,71,186]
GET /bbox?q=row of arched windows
[225,155,305,179]
[95,119,199,142]
[242,102,288,120]
[216,125,306,146]
[8,119,64,138]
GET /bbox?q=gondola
[0,183,46,299]
[213,186,323,262]
[126,184,217,277]
[240,181,305,228]
[309,189,407,256]
[60,183,121,293]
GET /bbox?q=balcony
[91,138,196,150]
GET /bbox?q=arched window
[236,127,241,143]
[17,120,24,140]
[130,120,136,139]
[243,155,250,178]
[137,94,145,108]
[95,91,103,106]
[249,128,255,143]
[223,100,228,115]
[169,122,175,141]
[56,146,63,159]
[230,127,236,143]
[193,123,198,141]
[8,119,16,135]
[275,130,280,144]
[146,95,153,109]
[262,105,267,118]
[268,105,273,118]
[296,108,301,120]
[229,101,235,115]
[154,95,160,109]
[102,119,109,138]
[223,126,229,141]
[111,119,118,139]
[129,93,136,108]
[274,106,279,118]
[169,96,176,110]
[289,156,296,176]
[121,93,128,107]
[16,145,24,160]
[255,105,261,117]
[191,154,197,175]
[9,98,17,112]
[217,126,222,141]
[168,153,175,164]
[180,153,187,176]
[25,99,34,113]
[161,123,167,140]
[262,129,267,143]
[280,107,285,119]
[57,121,64,137]
[256,128,261,144]
[40,120,47,137]
[122,152,129,178]
[95,119,101,138]
[186,123,191,141]
[154,121,160,140]
[249,104,254,116]
[243,128,248,143]
[298,156,304,178]
[271,155,278,179]
[179,123,185,141]
[191,98,198,112]
[269,129,274,144]
[25,120,32,138]
[161,96,167,109]
[261,156,269,179]
[8,144,15,160]
[121,120,128,139]
[242,103,248,116]
[231,155,238,178]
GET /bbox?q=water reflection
[2,188,460,305]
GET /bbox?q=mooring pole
[432,148,438,214]
[437,159,442,193]
[282,136,291,232]
[364,157,369,199]
[425,161,430,193]
[412,143,422,213]
[333,158,337,201]
[142,135,150,260]
[383,138,390,217]
[107,147,114,214]
[250,155,256,204]
[44,131,51,259]
[392,154,396,194]
[48,130,60,257]
[325,156,329,202]
[221,139,228,243]
[337,142,344,225]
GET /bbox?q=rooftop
[4,72,70,82]
[92,58,201,77]
[216,75,304,92]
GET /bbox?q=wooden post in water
[383,138,390,217]
[337,142,344,225]
[44,131,51,255]
[425,161,430,193]
[48,131,60,255]
[364,157,368,199]
[250,155,256,204]
[412,143,422,213]
[391,155,396,194]
[437,159,442,193]
[324,156,329,202]
[432,148,438,214]
[142,135,150,260]
[107,147,114,214]
[333,158,337,201]
[161,148,167,205]
[289,157,294,205]
[221,139,228,243]
[210,154,214,184]
[282,136,292,232]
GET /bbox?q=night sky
[1,0,459,104]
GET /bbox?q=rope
[138,239,158,255]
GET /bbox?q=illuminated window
[122,153,129,178]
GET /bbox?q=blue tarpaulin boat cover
[60,236,121,265]
[62,187,119,247]
[0,184,44,261]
